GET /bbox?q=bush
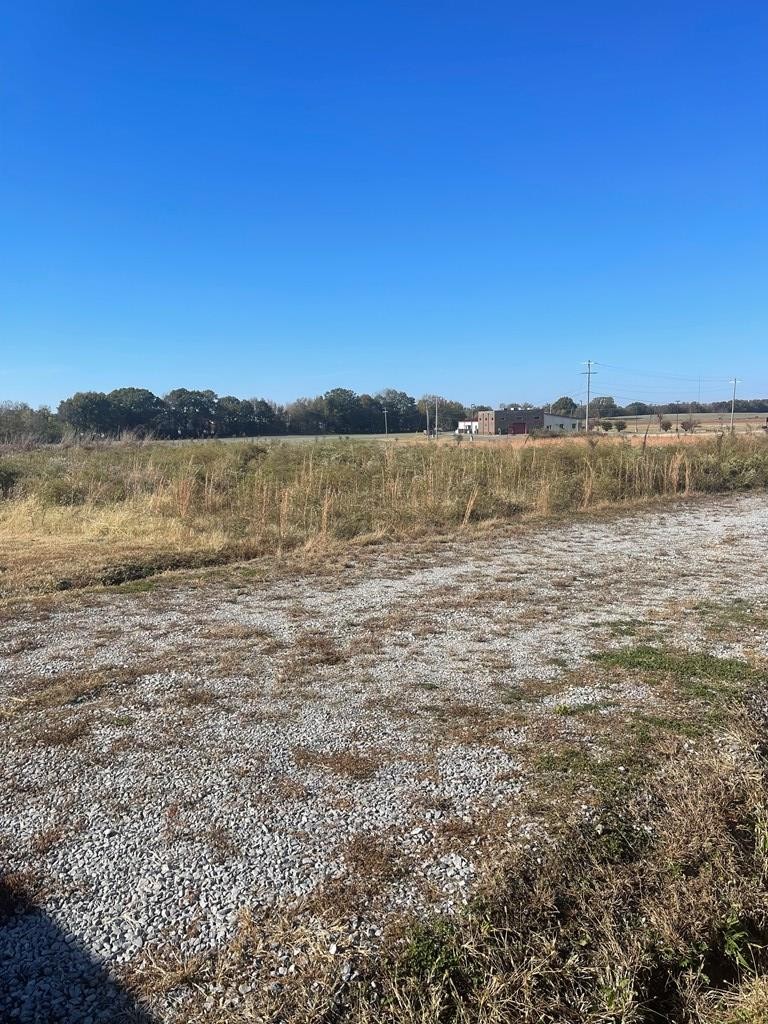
[0,461,21,498]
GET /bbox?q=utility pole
[729,378,740,434]
[581,360,596,432]
[425,403,430,437]
[434,397,439,440]
[383,406,388,435]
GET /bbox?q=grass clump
[355,731,768,1024]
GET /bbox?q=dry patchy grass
[0,434,766,596]
[293,746,379,781]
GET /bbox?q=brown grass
[179,686,220,708]
[0,434,766,596]
[30,819,86,855]
[0,872,43,921]
[293,746,379,780]
[1,664,151,719]
[123,713,768,1024]
[31,717,91,747]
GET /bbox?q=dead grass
[207,825,238,863]
[1,664,152,719]
[179,686,220,708]
[30,717,91,747]
[295,630,349,667]
[342,834,407,885]
[0,871,43,922]
[30,819,86,855]
[293,746,379,780]
[124,704,768,1024]
[1,434,766,596]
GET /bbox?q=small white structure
[455,420,479,435]
[543,413,581,431]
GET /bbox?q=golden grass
[0,433,766,595]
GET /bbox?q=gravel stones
[1,493,767,1020]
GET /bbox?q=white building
[542,413,581,432]
[455,420,479,435]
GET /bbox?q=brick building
[476,409,581,436]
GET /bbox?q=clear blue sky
[2,1,766,410]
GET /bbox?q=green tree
[58,392,118,434]
[164,389,217,438]
[592,396,618,418]
[285,396,326,434]
[214,396,256,436]
[249,398,284,435]
[551,396,578,416]
[376,390,420,432]
[625,402,651,417]
[323,388,363,433]
[0,402,62,442]
[108,388,166,435]
[418,396,467,432]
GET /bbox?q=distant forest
[1,388,768,442]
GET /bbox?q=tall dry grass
[0,434,766,592]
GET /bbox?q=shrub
[0,461,21,498]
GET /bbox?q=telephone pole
[434,397,439,440]
[383,406,388,435]
[729,378,740,434]
[581,360,596,432]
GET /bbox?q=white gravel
[1,492,767,1021]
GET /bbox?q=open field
[0,434,767,597]
[606,411,768,435]
[2,491,768,1021]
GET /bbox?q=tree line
[550,395,768,419]
[1,388,766,443]
[0,387,470,441]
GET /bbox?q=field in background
[607,411,768,435]
[0,433,767,595]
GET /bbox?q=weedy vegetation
[128,707,768,1024]
[0,433,766,595]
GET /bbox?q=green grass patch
[694,598,768,635]
[591,644,756,692]
[631,712,709,742]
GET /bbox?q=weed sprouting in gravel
[293,746,379,781]
[0,873,41,921]
[32,717,91,747]
[179,686,219,708]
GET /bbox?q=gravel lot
[1,493,767,1021]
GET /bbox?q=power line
[592,361,729,384]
